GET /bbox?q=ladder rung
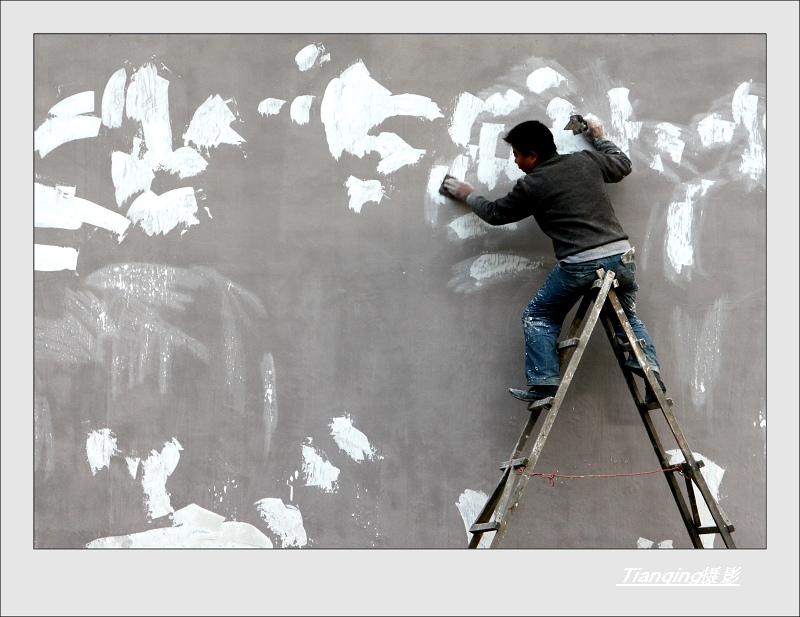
[527,396,554,410]
[499,457,529,470]
[645,397,673,410]
[470,521,500,534]
[618,338,647,352]
[557,337,580,350]
[696,525,736,534]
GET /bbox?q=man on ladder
[441,115,665,405]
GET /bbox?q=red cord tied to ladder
[529,464,683,486]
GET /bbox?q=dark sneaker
[508,385,559,402]
[644,373,667,405]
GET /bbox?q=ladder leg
[603,284,736,548]
[469,270,617,548]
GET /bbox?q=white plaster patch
[650,154,664,173]
[483,89,523,116]
[127,187,199,236]
[476,122,507,190]
[183,94,245,153]
[665,180,714,275]
[125,63,173,161]
[126,457,140,480]
[258,98,286,116]
[731,81,765,181]
[261,353,278,461]
[162,146,208,179]
[295,42,329,71]
[111,141,156,206]
[320,60,442,174]
[86,428,119,475]
[697,113,736,147]
[35,115,101,159]
[456,489,493,548]
[345,176,385,213]
[86,503,273,548]
[34,244,79,272]
[301,444,340,493]
[140,438,183,520]
[448,212,517,240]
[607,87,641,154]
[526,66,567,94]
[35,182,131,239]
[102,68,127,128]
[637,537,673,548]
[329,414,381,462]
[254,497,308,547]
[470,253,542,282]
[666,449,725,549]
[290,95,315,125]
[655,122,685,164]
[449,92,485,147]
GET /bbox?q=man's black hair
[503,120,557,159]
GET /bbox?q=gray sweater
[465,137,632,261]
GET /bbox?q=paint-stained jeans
[522,253,661,386]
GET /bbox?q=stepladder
[468,268,737,549]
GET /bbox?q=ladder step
[618,338,647,352]
[470,521,500,534]
[557,337,580,350]
[527,396,554,411]
[645,397,674,410]
[697,524,736,534]
[499,457,529,471]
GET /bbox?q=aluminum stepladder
[468,268,736,549]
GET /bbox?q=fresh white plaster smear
[672,298,727,407]
[456,489,494,548]
[476,122,508,190]
[34,394,55,479]
[449,254,544,293]
[731,81,765,182]
[126,63,173,161]
[295,42,329,71]
[470,253,542,283]
[261,353,278,462]
[126,457,140,480]
[301,444,340,493]
[127,187,200,236]
[320,60,442,174]
[140,438,183,520]
[161,146,209,179]
[546,97,592,154]
[526,66,567,94]
[102,68,127,128]
[345,176,385,213]
[290,95,315,125]
[258,98,286,116]
[665,180,714,275]
[607,87,641,154]
[650,153,665,173]
[34,89,100,161]
[329,414,382,462]
[34,244,79,272]
[86,503,273,548]
[35,182,131,239]
[655,122,685,164]
[666,450,726,549]
[86,428,119,475]
[448,213,517,240]
[697,113,736,147]
[254,497,308,548]
[449,93,485,147]
[636,537,673,549]
[183,94,245,153]
[111,143,156,206]
[48,90,95,118]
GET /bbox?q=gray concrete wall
[26,27,774,559]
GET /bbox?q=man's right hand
[583,116,604,141]
[442,177,475,202]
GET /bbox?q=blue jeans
[522,254,661,386]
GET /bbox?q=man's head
[504,120,557,173]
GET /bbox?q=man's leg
[510,263,593,402]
